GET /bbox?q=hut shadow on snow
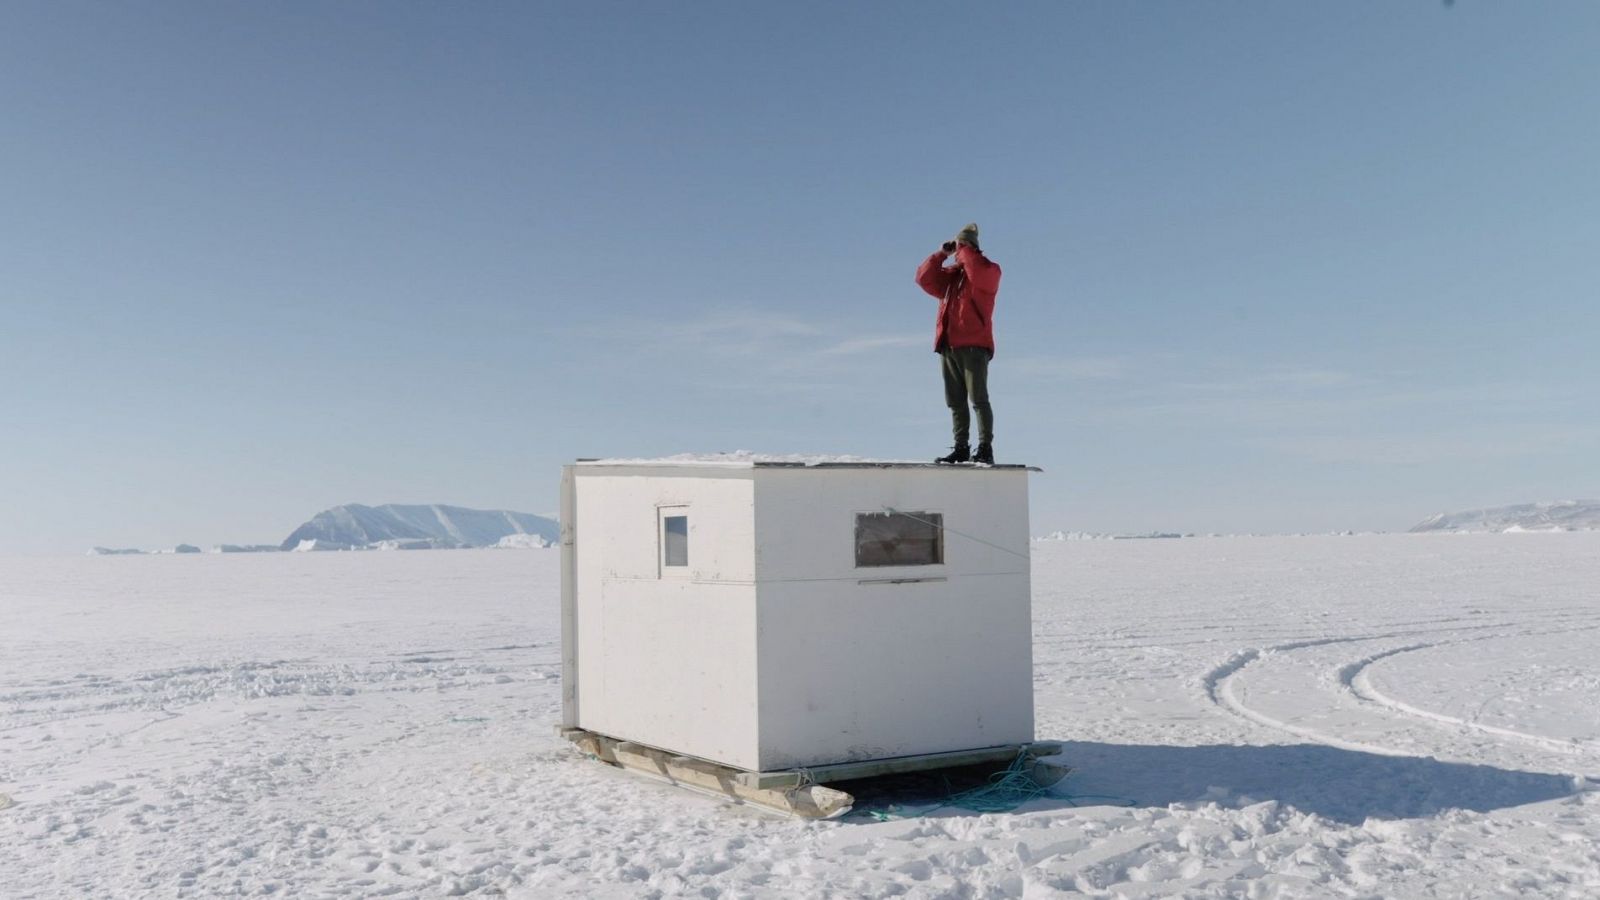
[841,741,1583,826]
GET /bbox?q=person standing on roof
[915,223,1003,465]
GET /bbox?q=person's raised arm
[915,245,956,298]
[954,244,1001,295]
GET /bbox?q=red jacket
[915,245,1002,355]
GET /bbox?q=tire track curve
[1204,615,1600,763]
[1338,633,1600,759]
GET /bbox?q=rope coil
[863,752,1136,820]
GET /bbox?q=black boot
[935,443,970,464]
[972,442,994,465]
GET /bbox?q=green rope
[942,752,1055,813]
[862,752,1136,820]
[865,751,1051,819]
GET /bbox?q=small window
[855,511,943,567]
[661,509,688,570]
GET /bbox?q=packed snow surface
[584,451,918,467]
[583,452,1044,470]
[4,536,1599,897]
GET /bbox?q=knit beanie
[956,223,980,252]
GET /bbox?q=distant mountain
[280,504,560,551]
[1410,500,1600,534]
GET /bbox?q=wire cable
[882,506,1032,562]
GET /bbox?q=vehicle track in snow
[1338,636,1600,760]
[1202,612,1600,766]
[1204,642,1420,759]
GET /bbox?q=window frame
[853,509,945,569]
[658,506,690,577]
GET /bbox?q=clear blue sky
[4,2,1597,553]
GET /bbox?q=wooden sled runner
[561,727,1067,819]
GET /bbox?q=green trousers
[940,346,993,446]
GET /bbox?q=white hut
[557,456,1051,816]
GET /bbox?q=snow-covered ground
[3,536,1598,898]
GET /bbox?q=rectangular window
[661,510,688,570]
[855,511,943,567]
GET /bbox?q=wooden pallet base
[562,728,853,818]
[559,728,1068,819]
